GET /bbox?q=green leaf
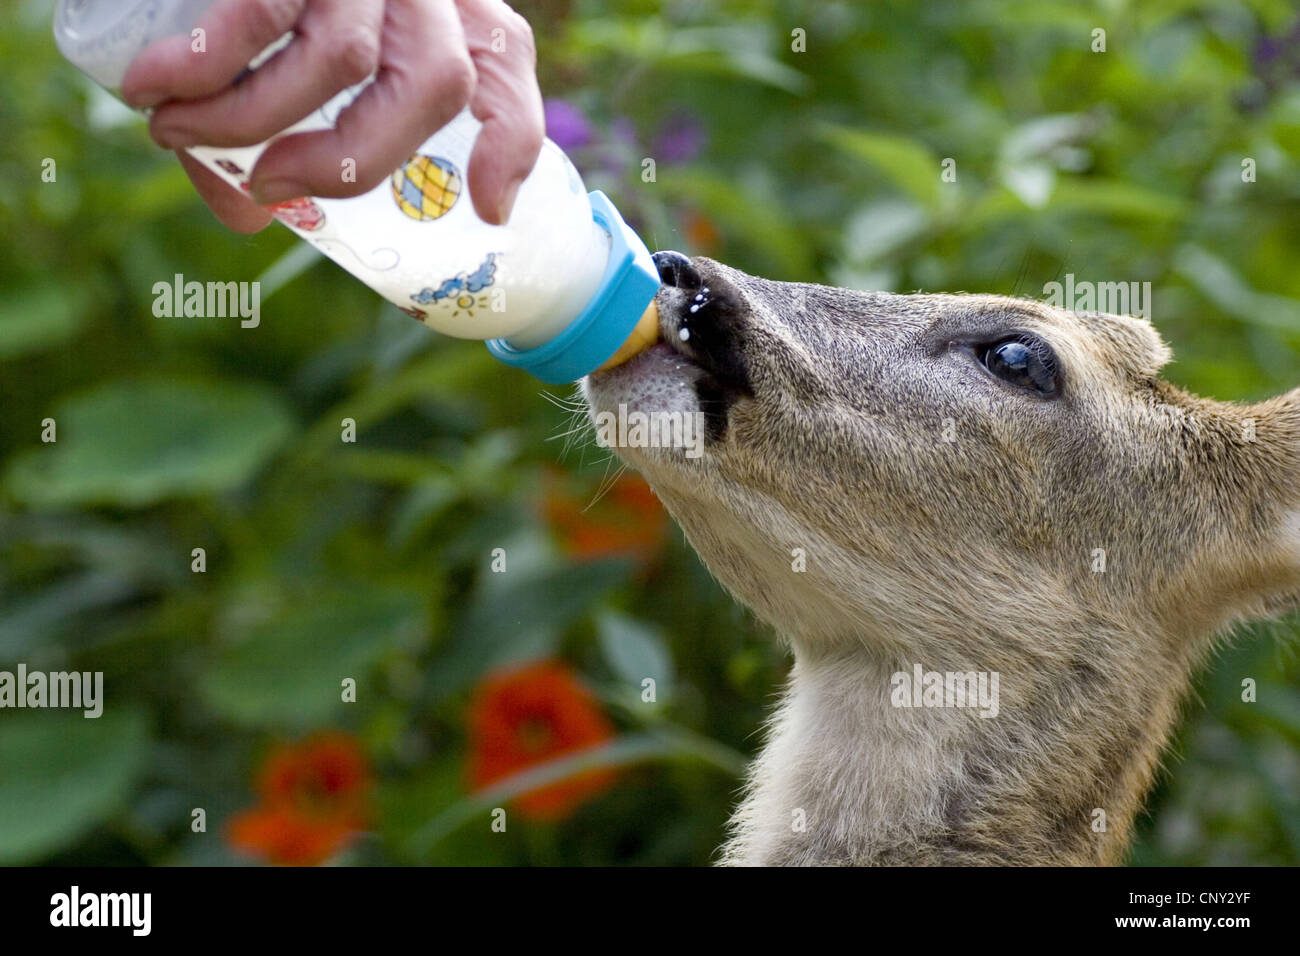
[0,284,89,360]
[1000,161,1057,208]
[841,199,931,264]
[818,123,943,209]
[424,560,632,702]
[200,589,424,728]
[5,379,295,508]
[597,611,674,693]
[1046,177,1189,223]
[406,728,748,858]
[0,570,140,659]
[0,707,150,863]
[1173,245,1300,334]
[570,20,811,94]
[387,476,465,551]
[999,113,1099,165]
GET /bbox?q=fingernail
[496,179,523,225]
[152,125,196,149]
[252,179,307,205]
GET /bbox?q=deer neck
[720,620,1201,866]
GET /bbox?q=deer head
[583,253,1298,864]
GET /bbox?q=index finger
[456,0,545,224]
[121,0,307,108]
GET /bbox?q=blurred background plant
[1,0,1298,866]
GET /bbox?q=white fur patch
[1286,511,1300,562]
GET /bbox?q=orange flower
[467,660,618,821]
[540,467,667,565]
[226,732,371,866]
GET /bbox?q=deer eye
[980,335,1060,397]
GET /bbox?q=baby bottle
[52,0,661,383]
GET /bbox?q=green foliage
[1,0,1297,865]
[200,589,425,728]
[6,379,295,507]
[0,708,150,863]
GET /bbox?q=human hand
[121,0,545,232]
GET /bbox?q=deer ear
[1077,312,1174,380]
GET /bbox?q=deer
[582,251,1300,866]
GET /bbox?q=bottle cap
[486,191,660,384]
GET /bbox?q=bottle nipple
[595,301,660,372]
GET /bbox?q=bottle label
[186,102,513,333]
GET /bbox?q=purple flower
[544,99,592,151]
[609,116,639,150]
[1252,17,1300,76]
[1254,36,1279,67]
[653,111,706,164]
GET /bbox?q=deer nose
[653,250,702,290]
